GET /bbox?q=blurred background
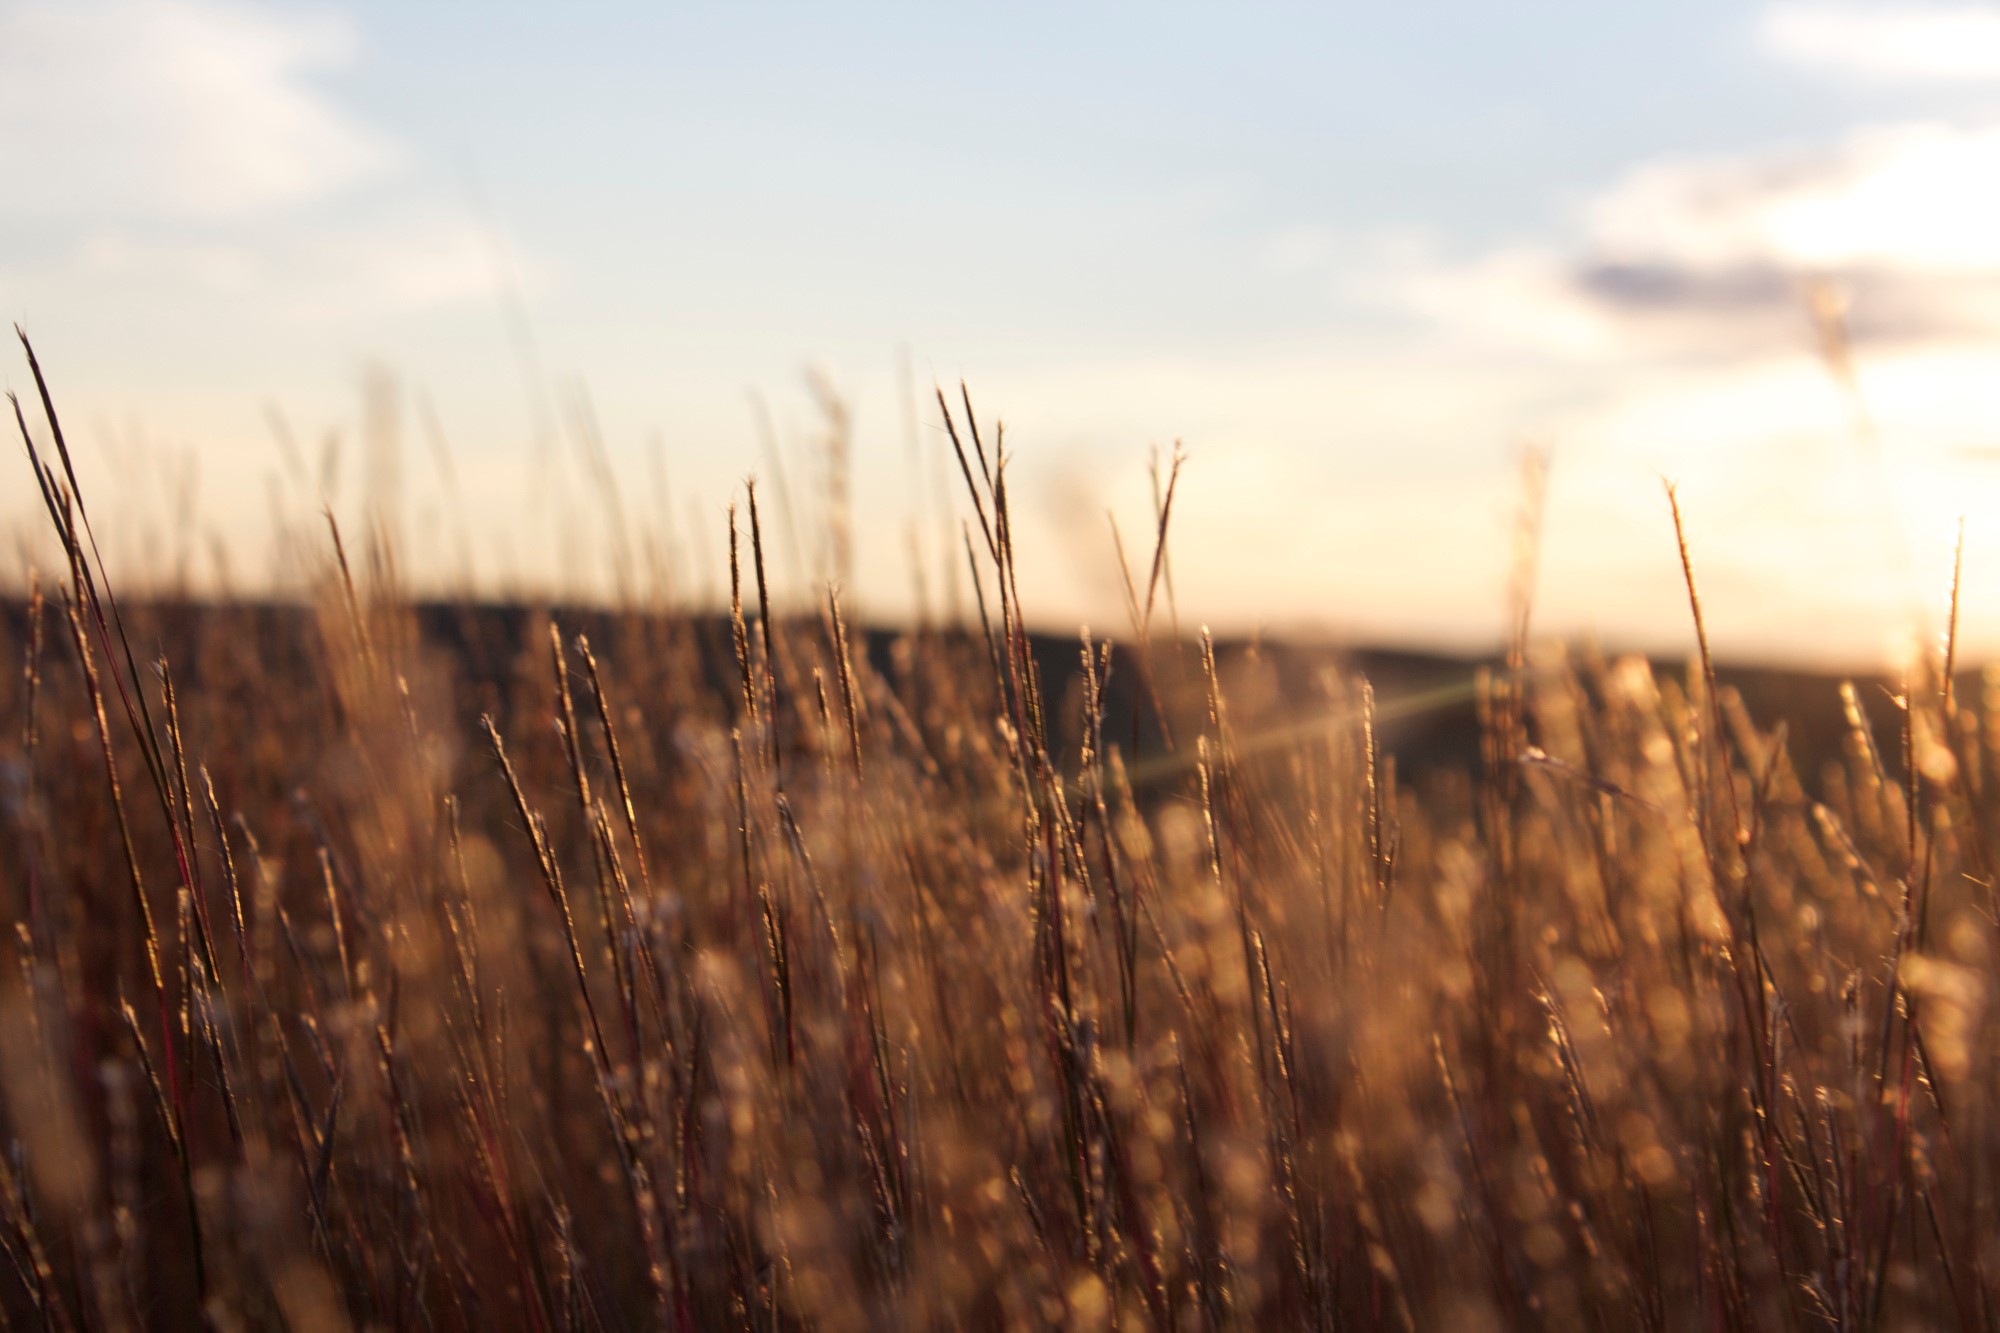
[9,0,2000,667]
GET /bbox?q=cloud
[62,215,521,319]
[1405,122,2000,359]
[0,0,389,221]
[0,2,532,324]
[1587,124,2000,273]
[1759,3,2000,81]
[1376,105,2000,665]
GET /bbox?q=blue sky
[11,1,2000,664]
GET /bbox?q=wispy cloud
[1407,122,2000,359]
[62,216,525,320]
[1759,3,2000,81]
[1378,97,2000,662]
[0,0,390,221]
[0,1,531,328]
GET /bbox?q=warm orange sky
[12,2,2000,668]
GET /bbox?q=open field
[6,361,2000,1330]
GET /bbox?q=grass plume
[2,343,1998,1328]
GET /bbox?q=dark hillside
[0,597,1932,792]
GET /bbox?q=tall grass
[4,334,1999,1329]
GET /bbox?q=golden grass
[5,334,2000,1328]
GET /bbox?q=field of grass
[6,340,2000,1329]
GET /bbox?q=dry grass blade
[1,345,1996,1330]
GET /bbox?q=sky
[11,2,2000,665]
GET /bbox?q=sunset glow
[10,2,2000,666]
